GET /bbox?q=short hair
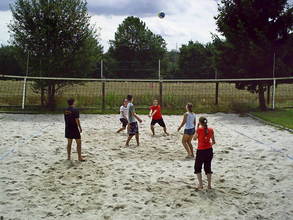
[67,98,75,106]
[187,103,193,112]
[127,95,133,101]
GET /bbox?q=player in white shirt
[116,99,129,133]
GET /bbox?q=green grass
[251,108,293,130]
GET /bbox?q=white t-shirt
[120,105,128,119]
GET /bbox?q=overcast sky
[0,0,220,51]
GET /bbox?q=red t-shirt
[150,105,163,120]
[197,127,214,150]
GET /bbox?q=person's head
[186,103,193,112]
[199,116,209,134]
[127,94,133,102]
[67,98,75,106]
[153,99,158,106]
[123,98,128,106]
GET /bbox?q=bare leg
[187,136,194,157]
[135,133,140,146]
[75,139,85,161]
[207,174,212,189]
[196,173,203,189]
[67,139,73,160]
[150,125,155,136]
[163,127,169,135]
[126,135,134,146]
[117,127,126,133]
[182,135,191,157]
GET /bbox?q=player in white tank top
[178,103,196,159]
[185,112,196,129]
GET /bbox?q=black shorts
[120,118,128,128]
[184,128,195,135]
[151,119,166,127]
[194,148,213,174]
[65,126,81,139]
[128,122,139,135]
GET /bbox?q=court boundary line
[216,119,293,161]
[246,113,293,133]
[0,124,53,161]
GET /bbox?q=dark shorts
[194,148,213,174]
[184,128,195,135]
[128,122,139,135]
[65,126,81,139]
[151,118,166,127]
[120,118,128,128]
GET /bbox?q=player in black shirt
[64,98,85,161]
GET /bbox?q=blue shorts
[128,122,139,135]
[184,128,195,135]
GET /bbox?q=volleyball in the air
[158,11,165,19]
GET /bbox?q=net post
[101,60,105,112]
[22,50,30,110]
[215,82,219,105]
[272,53,276,110]
[272,79,276,110]
[21,77,27,109]
[215,69,219,105]
[158,59,161,80]
[158,60,163,106]
[159,81,163,107]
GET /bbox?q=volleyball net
[0,74,293,111]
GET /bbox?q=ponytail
[199,116,208,135]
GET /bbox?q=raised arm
[177,114,187,131]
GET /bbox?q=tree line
[0,0,292,110]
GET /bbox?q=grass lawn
[251,108,293,130]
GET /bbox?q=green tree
[0,45,24,75]
[215,0,293,110]
[9,0,102,109]
[107,16,167,78]
[178,41,214,78]
[161,50,179,79]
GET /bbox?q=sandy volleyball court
[0,113,292,220]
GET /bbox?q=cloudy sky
[0,0,220,51]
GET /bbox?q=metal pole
[215,69,219,105]
[158,59,161,80]
[22,50,30,109]
[100,59,103,79]
[101,60,105,111]
[272,79,276,110]
[158,59,163,106]
[272,53,276,110]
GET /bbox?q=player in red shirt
[149,99,169,136]
[193,116,216,190]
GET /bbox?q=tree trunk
[47,83,56,110]
[258,84,267,111]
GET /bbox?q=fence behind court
[0,75,293,111]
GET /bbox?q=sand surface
[0,113,292,220]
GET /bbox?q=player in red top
[149,99,169,136]
[193,116,216,190]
